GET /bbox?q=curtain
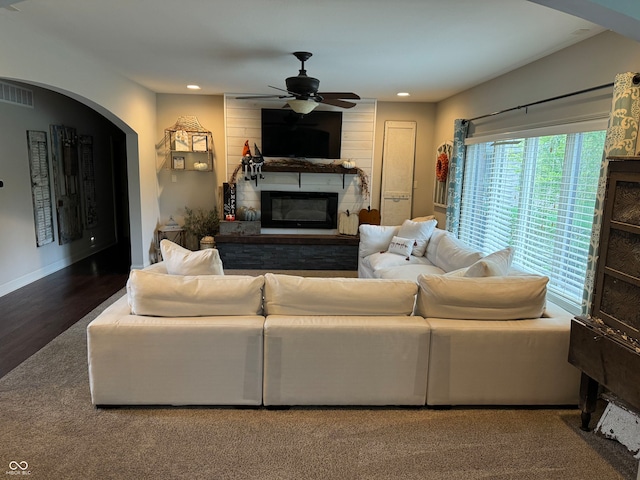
[582,72,640,315]
[445,119,469,235]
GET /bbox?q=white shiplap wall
[224,95,376,234]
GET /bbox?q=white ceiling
[1,0,625,102]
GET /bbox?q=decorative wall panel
[26,130,54,246]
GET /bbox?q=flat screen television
[261,108,342,159]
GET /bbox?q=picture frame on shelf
[192,134,208,152]
[173,130,189,151]
[172,155,185,170]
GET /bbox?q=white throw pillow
[411,215,436,223]
[433,234,483,273]
[358,224,400,258]
[388,236,414,259]
[464,247,515,277]
[127,270,264,316]
[415,274,548,320]
[444,267,468,277]
[160,239,224,275]
[398,219,437,256]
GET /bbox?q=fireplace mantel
[256,163,359,188]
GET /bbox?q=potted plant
[182,206,220,249]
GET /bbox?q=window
[459,127,606,313]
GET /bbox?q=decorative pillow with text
[388,236,414,260]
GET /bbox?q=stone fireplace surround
[215,233,359,270]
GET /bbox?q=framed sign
[173,130,189,151]
[192,134,208,152]
[223,182,236,217]
[172,156,185,170]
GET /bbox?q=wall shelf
[162,116,213,172]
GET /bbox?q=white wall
[155,94,225,228]
[0,11,159,275]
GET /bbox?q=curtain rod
[463,74,640,124]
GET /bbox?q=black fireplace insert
[261,191,338,229]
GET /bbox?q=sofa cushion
[263,273,418,316]
[358,224,400,258]
[398,219,437,256]
[367,251,432,271]
[416,274,548,320]
[388,236,414,259]
[160,239,224,275]
[127,270,264,316]
[432,234,483,273]
[464,247,515,277]
[375,264,445,281]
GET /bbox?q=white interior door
[380,121,416,225]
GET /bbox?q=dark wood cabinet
[569,156,640,430]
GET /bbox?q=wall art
[27,130,55,246]
[50,124,83,244]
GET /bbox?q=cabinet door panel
[601,275,640,333]
[612,180,640,225]
[606,229,640,277]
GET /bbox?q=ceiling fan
[236,51,360,114]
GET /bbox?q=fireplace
[261,191,338,229]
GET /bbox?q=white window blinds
[459,127,606,313]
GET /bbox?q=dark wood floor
[0,242,130,379]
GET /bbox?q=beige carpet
[0,287,637,480]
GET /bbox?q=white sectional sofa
[358,219,481,281]
[87,268,430,406]
[87,269,265,406]
[262,273,429,406]
[359,220,581,406]
[86,235,581,407]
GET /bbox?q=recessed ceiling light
[187,85,201,90]
[397,92,410,97]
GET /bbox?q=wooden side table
[155,220,185,262]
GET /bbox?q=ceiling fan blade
[268,85,294,94]
[317,92,361,100]
[319,98,358,109]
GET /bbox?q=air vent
[0,81,34,108]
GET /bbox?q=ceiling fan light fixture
[288,99,318,115]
